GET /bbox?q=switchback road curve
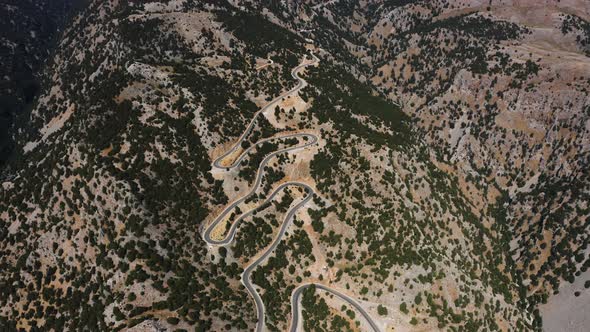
[202,52,381,332]
[290,283,380,332]
[212,53,320,170]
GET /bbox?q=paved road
[202,52,381,332]
[241,182,314,332]
[212,53,319,170]
[203,134,317,245]
[290,283,381,332]
[213,132,316,171]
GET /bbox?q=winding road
[202,52,381,332]
[290,283,381,332]
[212,53,319,170]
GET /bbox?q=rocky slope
[0,0,589,331]
[268,0,590,328]
[0,0,85,167]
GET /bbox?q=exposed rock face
[0,0,588,331]
[288,0,590,328]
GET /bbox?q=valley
[0,1,588,331]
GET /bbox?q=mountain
[0,0,588,331]
[0,0,87,168]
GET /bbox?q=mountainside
[0,0,589,331]
[295,0,590,313]
[0,0,85,167]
